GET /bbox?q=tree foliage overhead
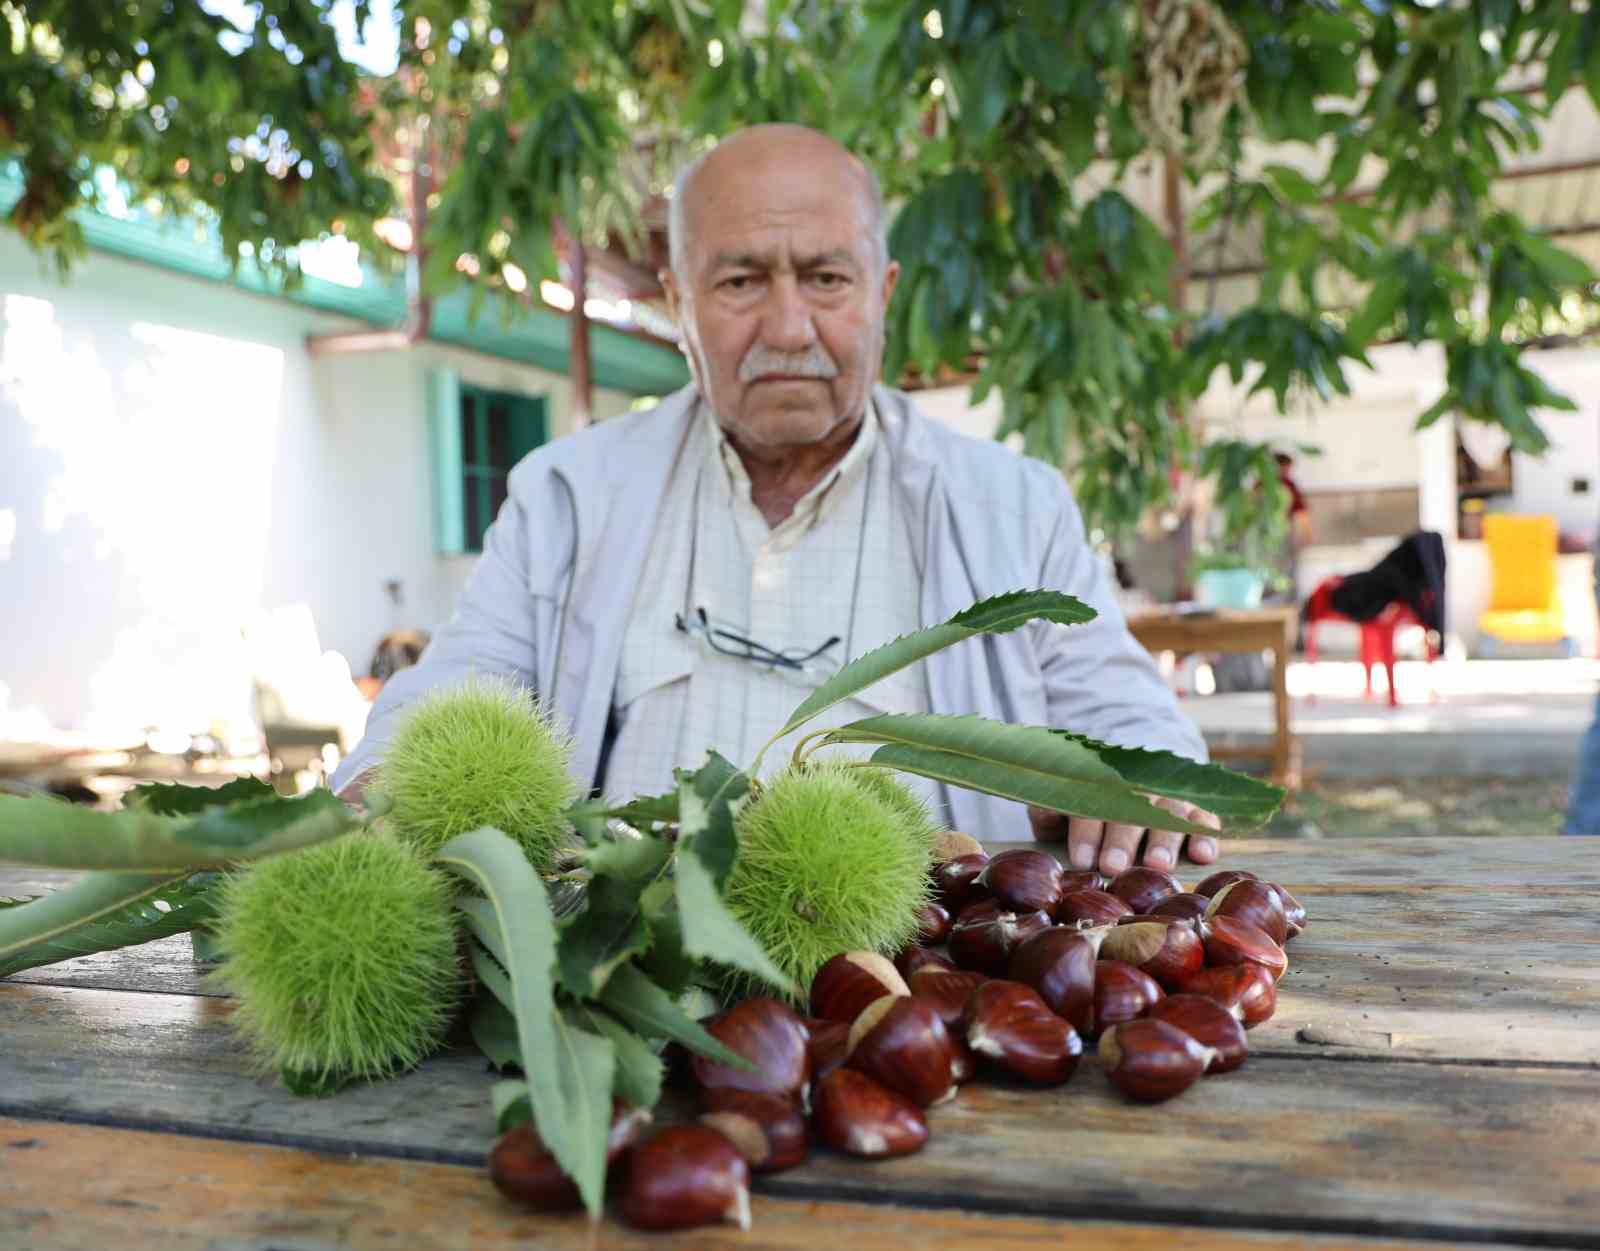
[5,0,1598,544]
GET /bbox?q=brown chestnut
[933,852,991,911]
[977,848,1065,914]
[811,951,910,1022]
[691,997,812,1100]
[964,980,1083,1085]
[811,1067,928,1158]
[948,899,1052,975]
[1146,993,1249,1073]
[915,901,954,945]
[907,967,987,1029]
[1091,958,1164,1036]
[489,1101,651,1210]
[1099,1018,1216,1103]
[699,1089,809,1173]
[1108,866,1183,914]
[1006,926,1105,1035]
[1271,882,1308,939]
[895,945,956,979]
[932,830,985,861]
[806,1018,851,1080]
[1060,868,1110,893]
[1205,879,1289,946]
[1194,868,1258,898]
[621,1124,751,1231]
[1148,891,1211,922]
[1177,963,1278,1028]
[1055,888,1134,928]
[846,995,957,1107]
[1203,915,1289,982]
[1100,919,1204,992]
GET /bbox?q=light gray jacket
[331,384,1206,838]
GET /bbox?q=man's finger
[1096,821,1145,876]
[1028,804,1069,843]
[1142,825,1186,870]
[1065,817,1104,870]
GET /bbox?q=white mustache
[737,344,839,383]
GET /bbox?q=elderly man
[331,124,1217,876]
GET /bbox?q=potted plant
[1187,440,1294,608]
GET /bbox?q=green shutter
[426,367,466,555]
[508,393,548,462]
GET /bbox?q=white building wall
[0,234,632,736]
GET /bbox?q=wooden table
[3,837,1598,1250]
[1127,605,1301,786]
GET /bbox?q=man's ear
[659,267,683,324]
[879,258,900,311]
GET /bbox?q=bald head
[668,125,888,277]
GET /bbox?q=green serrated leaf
[1049,731,1284,829]
[124,776,276,815]
[675,839,794,995]
[675,752,749,887]
[471,992,523,1073]
[436,827,613,1216]
[816,713,1278,833]
[555,872,650,998]
[569,1002,664,1109]
[0,789,359,871]
[597,962,753,1069]
[579,833,672,881]
[763,590,1096,754]
[0,870,221,979]
[0,871,185,969]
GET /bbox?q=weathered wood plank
[3,983,1598,1244]
[8,1117,1553,1251]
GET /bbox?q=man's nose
[761,276,817,351]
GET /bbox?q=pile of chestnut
[488,841,1304,1232]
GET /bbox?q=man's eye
[720,275,755,291]
[811,272,848,288]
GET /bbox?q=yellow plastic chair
[1479,514,1566,646]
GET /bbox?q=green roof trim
[0,167,689,396]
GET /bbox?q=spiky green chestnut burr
[851,767,942,854]
[725,759,935,996]
[211,832,462,1084]
[375,673,577,869]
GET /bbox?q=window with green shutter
[427,370,548,555]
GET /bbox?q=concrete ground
[1179,657,1596,780]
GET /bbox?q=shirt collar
[702,399,878,532]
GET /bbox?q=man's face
[663,147,899,452]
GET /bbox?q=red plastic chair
[1303,576,1437,707]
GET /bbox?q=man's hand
[1027,797,1221,876]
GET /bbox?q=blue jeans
[1566,691,1600,835]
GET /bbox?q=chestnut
[1100,919,1204,992]
[1146,993,1249,1073]
[1205,879,1288,946]
[699,1089,809,1173]
[896,945,957,980]
[490,1101,651,1210]
[1177,963,1278,1028]
[1270,882,1308,939]
[948,899,1052,975]
[621,1124,751,1231]
[1194,868,1257,899]
[1203,915,1289,982]
[964,980,1083,1085]
[812,1067,928,1158]
[1060,868,1110,893]
[1006,927,1104,1035]
[1056,888,1134,928]
[811,951,910,1023]
[932,830,985,861]
[907,967,987,1030]
[1099,1018,1216,1103]
[933,852,991,911]
[691,997,812,1100]
[915,901,954,945]
[1091,958,1164,1036]
[1148,891,1211,922]
[1108,866,1183,914]
[976,848,1065,914]
[845,995,958,1106]
[806,1018,851,1080]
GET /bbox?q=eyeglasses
[674,607,841,681]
